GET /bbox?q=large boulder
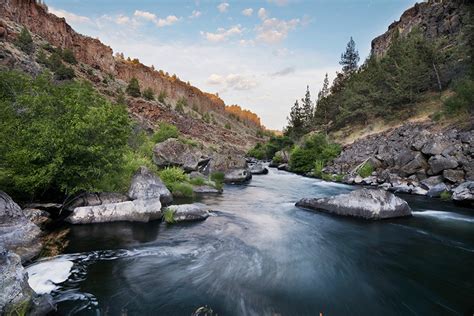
[443,169,465,183]
[66,192,129,211]
[202,154,251,183]
[0,248,54,315]
[0,192,42,262]
[428,155,458,175]
[399,153,428,176]
[295,189,412,220]
[128,166,173,204]
[66,199,162,224]
[452,181,474,205]
[421,138,450,156]
[427,183,448,198]
[249,162,269,175]
[153,138,209,172]
[163,204,210,223]
[420,175,444,190]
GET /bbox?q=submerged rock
[66,199,162,224]
[249,162,269,175]
[163,203,210,223]
[128,166,173,204]
[295,189,412,220]
[0,191,42,262]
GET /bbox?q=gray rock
[153,138,209,172]
[400,153,428,176]
[354,175,363,184]
[0,192,42,262]
[22,209,51,228]
[295,189,412,220]
[442,169,465,183]
[411,186,428,196]
[422,138,450,156]
[66,198,162,224]
[164,203,210,223]
[277,163,289,171]
[428,155,458,174]
[427,183,448,198]
[128,166,172,205]
[193,185,221,194]
[452,181,474,203]
[224,169,252,183]
[420,175,444,190]
[249,163,269,175]
[66,192,129,211]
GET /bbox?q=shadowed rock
[296,189,412,220]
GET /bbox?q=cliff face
[0,0,260,126]
[371,0,468,58]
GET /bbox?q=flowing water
[28,168,474,315]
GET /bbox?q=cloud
[49,7,92,24]
[189,10,202,18]
[207,73,258,91]
[256,16,300,44]
[270,66,295,76]
[115,15,131,25]
[257,8,268,20]
[242,8,253,16]
[267,0,289,6]
[217,3,229,13]
[200,25,242,42]
[133,10,179,27]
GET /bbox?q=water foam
[26,258,74,294]
[413,210,474,223]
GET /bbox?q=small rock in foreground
[163,203,210,223]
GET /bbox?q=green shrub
[169,182,194,198]
[334,174,344,182]
[54,64,75,80]
[61,48,77,64]
[224,123,231,130]
[163,208,175,224]
[15,27,34,54]
[159,167,188,186]
[313,160,324,178]
[152,123,179,143]
[444,78,474,115]
[247,143,266,160]
[189,176,206,186]
[179,137,198,147]
[210,172,225,184]
[143,87,155,101]
[0,70,130,199]
[272,153,283,164]
[36,50,48,65]
[321,173,333,181]
[158,91,167,103]
[176,97,188,108]
[358,162,374,178]
[202,112,211,123]
[175,102,184,113]
[440,191,452,201]
[126,77,141,97]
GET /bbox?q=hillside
[0,0,265,154]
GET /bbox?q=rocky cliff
[371,0,469,58]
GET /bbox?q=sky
[45,0,418,130]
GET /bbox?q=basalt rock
[296,189,412,220]
[0,191,42,262]
[452,181,474,206]
[164,203,210,223]
[201,153,251,183]
[249,162,269,175]
[153,138,209,172]
[128,166,173,204]
[66,192,130,212]
[428,155,458,175]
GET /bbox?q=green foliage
[340,36,360,74]
[0,70,130,198]
[159,167,188,186]
[15,27,34,54]
[210,172,224,190]
[39,50,75,80]
[224,123,231,130]
[313,160,324,178]
[61,48,77,64]
[443,78,474,116]
[152,123,179,143]
[175,102,184,113]
[54,65,75,80]
[189,176,206,186]
[169,182,194,198]
[289,133,341,174]
[143,87,155,101]
[176,97,188,108]
[358,161,374,178]
[440,191,452,201]
[163,208,176,224]
[179,137,199,147]
[202,112,211,123]
[36,50,48,65]
[158,90,167,103]
[247,143,266,160]
[247,135,293,160]
[126,77,141,97]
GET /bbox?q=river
[27,168,474,315]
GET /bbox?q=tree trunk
[432,62,442,91]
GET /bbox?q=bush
[61,48,77,64]
[15,27,34,54]
[189,176,206,186]
[175,102,184,113]
[126,77,141,97]
[176,97,188,108]
[202,112,211,123]
[247,143,266,160]
[54,64,75,80]
[169,182,194,198]
[443,78,474,115]
[143,87,155,101]
[224,123,231,130]
[152,123,179,143]
[0,70,130,199]
[313,160,324,178]
[159,167,188,186]
[163,208,175,224]
[158,91,167,103]
[358,161,374,178]
[289,133,341,174]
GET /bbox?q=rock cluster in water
[296,189,413,220]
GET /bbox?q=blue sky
[46,0,418,129]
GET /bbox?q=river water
[28,168,474,315]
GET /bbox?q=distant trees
[126,77,141,97]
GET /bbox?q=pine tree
[340,37,360,74]
[301,85,314,126]
[286,100,305,139]
[321,73,330,98]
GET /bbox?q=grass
[440,191,452,201]
[189,176,206,186]
[313,160,324,178]
[358,162,374,178]
[163,208,175,224]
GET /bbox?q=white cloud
[267,0,289,6]
[156,15,179,27]
[242,8,253,16]
[207,73,258,91]
[207,74,225,85]
[239,39,255,47]
[49,7,92,24]
[134,10,156,21]
[256,17,300,44]
[257,8,268,20]
[217,3,229,13]
[189,10,202,18]
[201,25,242,42]
[115,15,131,25]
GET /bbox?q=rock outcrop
[164,204,210,223]
[0,191,42,262]
[66,192,129,212]
[296,189,412,220]
[153,138,210,172]
[66,198,162,224]
[325,124,473,198]
[249,162,269,175]
[128,166,173,204]
[200,152,252,183]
